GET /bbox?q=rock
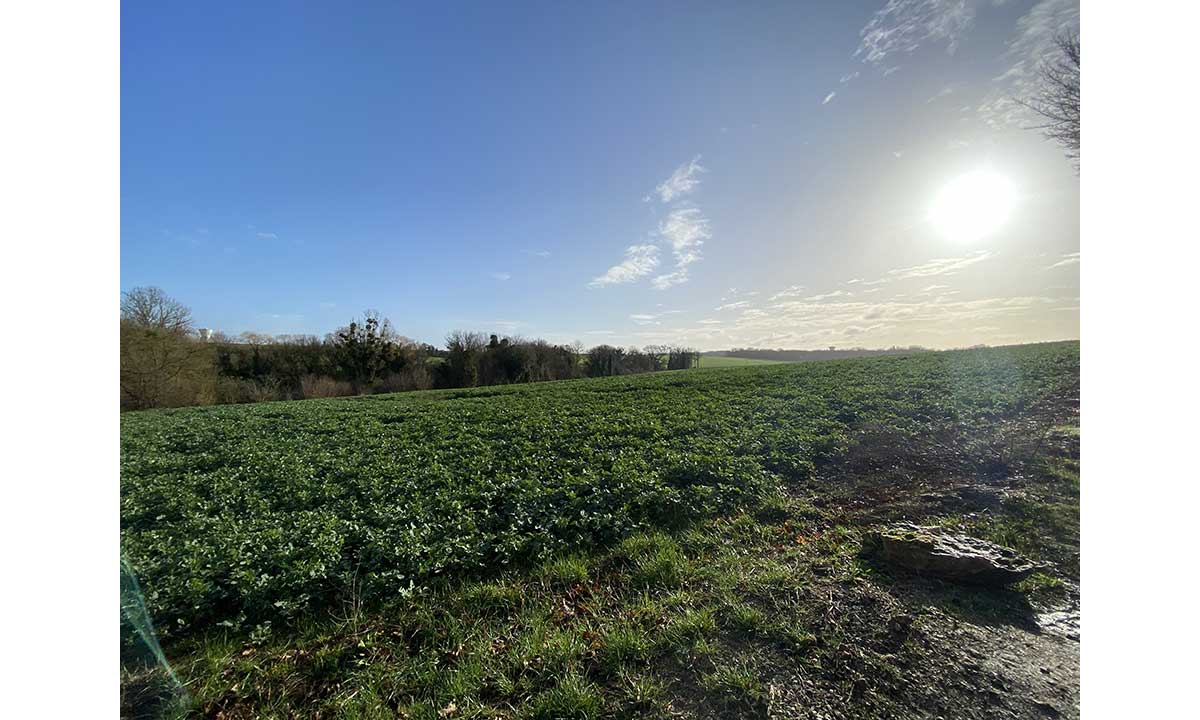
[867,523,1039,586]
[1036,610,1080,641]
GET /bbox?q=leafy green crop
[121,341,1079,641]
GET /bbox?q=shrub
[299,374,354,399]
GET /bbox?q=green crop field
[121,342,1080,719]
[696,355,785,368]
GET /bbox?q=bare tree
[1021,30,1080,166]
[118,287,216,409]
[121,286,194,334]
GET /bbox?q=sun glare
[928,169,1017,243]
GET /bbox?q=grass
[121,342,1080,719]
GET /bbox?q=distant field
[121,342,1080,719]
[697,355,786,368]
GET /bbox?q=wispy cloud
[926,81,965,103]
[655,156,706,203]
[651,270,689,290]
[590,245,660,287]
[490,271,512,281]
[1047,252,1080,269]
[769,285,807,301]
[801,290,852,302]
[887,251,993,279]
[718,288,759,304]
[856,0,982,66]
[256,231,279,240]
[652,207,710,289]
[822,91,837,105]
[629,310,681,326]
[526,249,551,258]
[715,300,753,311]
[727,294,1068,349]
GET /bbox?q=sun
[928,169,1017,243]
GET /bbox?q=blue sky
[122,0,1079,350]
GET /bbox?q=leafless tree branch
[1016,30,1080,169]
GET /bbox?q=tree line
[120,287,699,410]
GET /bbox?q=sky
[121,0,1080,351]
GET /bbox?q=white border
[0,1,119,715]
[1085,1,1200,716]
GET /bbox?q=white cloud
[802,290,852,302]
[527,250,551,258]
[651,206,711,289]
[585,330,615,335]
[490,271,512,281]
[595,156,712,290]
[655,156,706,203]
[698,319,722,325]
[887,251,993,279]
[715,300,753,311]
[256,231,279,240]
[822,91,837,105]
[1048,252,1080,269]
[719,288,759,302]
[857,0,983,66]
[651,270,689,290]
[629,310,682,325]
[926,81,965,103]
[769,285,807,301]
[590,245,660,287]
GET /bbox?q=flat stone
[1036,610,1080,641]
[868,523,1039,586]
